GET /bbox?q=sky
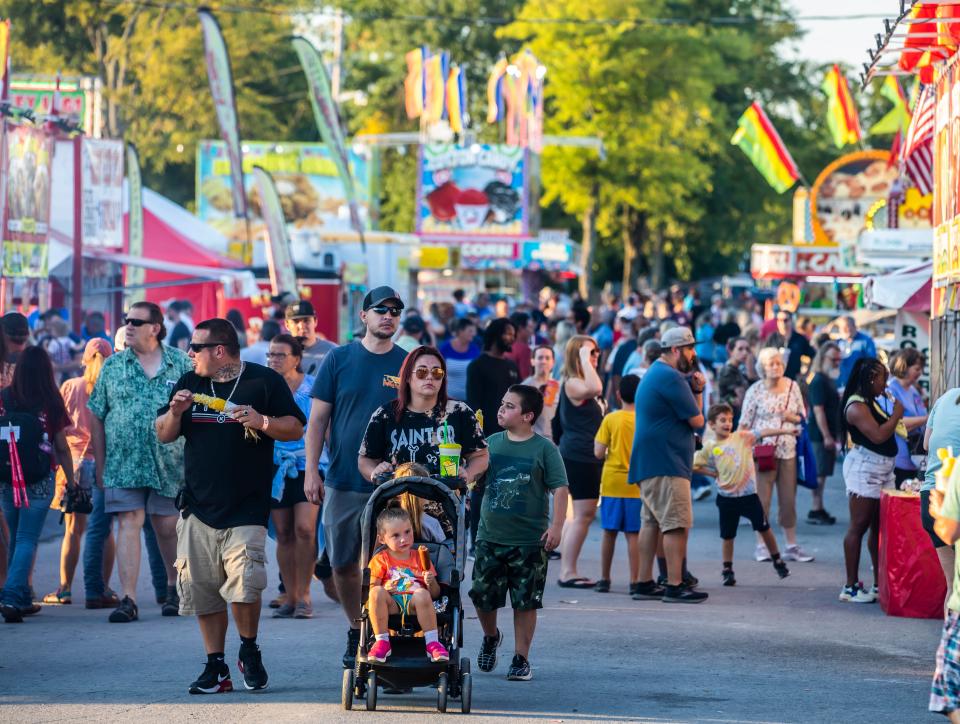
[792,1,892,69]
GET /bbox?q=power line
[95,0,889,28]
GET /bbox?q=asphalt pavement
[0,474,944,723]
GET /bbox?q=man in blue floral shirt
[89,302,192,623]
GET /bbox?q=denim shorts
[104,486,178,516]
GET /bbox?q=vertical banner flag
[125,143,145,304]
[731,102,801,194]
[80,139,124,248]
[291,36,365,244]
[404,48,425,119]
[2,122,54,278]
[252,166,298,296]
[822,64,862,149]
[198,8,249,263]
[446,64,466,134]
[871,76,911,136]
[487,58,508,124]
[0,20,10,101]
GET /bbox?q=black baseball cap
[2,312,29,339]
[285,300,316,320]
[362,286,404,311]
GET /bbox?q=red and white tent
[864,261,932,313]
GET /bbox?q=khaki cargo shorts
[174,514,268,616]
[638,476,693,533]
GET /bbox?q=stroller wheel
[461,673,472,714]
[366,670,377,711]
[341,669,354,710]
[437,672,448,713]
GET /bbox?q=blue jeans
[0,476,54,608]
[82,483,167,601]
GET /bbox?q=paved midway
[0,475,942,723]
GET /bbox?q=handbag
[795,418,819,490]
[753,442,777,472]
[61,483,93,517]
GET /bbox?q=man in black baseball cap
[361,286,404,312]
[303,285,408,668]
[284,300,336,376]
[2,312,30,362]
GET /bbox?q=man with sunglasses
[156,318,306,694]
[304,285,409,669]
[88,301,193,624]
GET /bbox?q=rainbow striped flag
[822,64,861,148]
[730,102,800,194]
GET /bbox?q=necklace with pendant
[210,362,244,423]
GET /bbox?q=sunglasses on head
[188,342,221,353]
[123,317,151,327]
[414,366,445,380]
[369,305,401,317]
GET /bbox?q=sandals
[42,588,72,605]
[557,577,597,589]
[593,579,611,593]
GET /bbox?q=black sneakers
[343,627,361,669]
[477,628,502,672]
[631,580,665,600]
[662,584,709,603]
[189,660,233,695]
[807,509,836,525]
[108,596,138,623]
[774,559,790,579]
[161,586,179,617]
[721,569,736,587]
[237,646,268,690]
[506,654,532,681]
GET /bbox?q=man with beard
[466,318,520,551]
[303,286,409,669]
[628,327,708,604]
[156,318,306,693]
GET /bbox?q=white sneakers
[839,583,877,603]
[782,544,815,563]
[754,543,771,562]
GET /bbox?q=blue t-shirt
[439,341,480,401]
[628,360,701,483]
[923,388,960,492]
[311,341,409,492]
[838,332,877,388]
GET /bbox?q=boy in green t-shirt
[928,473,960,719]
[469,384,568,682]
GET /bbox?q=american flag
[902,85,934,194]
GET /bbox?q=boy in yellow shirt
[593,375,642,594]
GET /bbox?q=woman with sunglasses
[359,346,489,518]
[556,335,605,589]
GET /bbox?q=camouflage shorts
[468,541,547,612]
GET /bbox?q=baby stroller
[342,474,471,713]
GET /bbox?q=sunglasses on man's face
[123,317,151,328]
[188,342,221,353]
[369,305,402,317]
[413,366,445,380]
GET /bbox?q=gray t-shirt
[301,338,337,377]
[311,340,409,492]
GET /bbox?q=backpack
[0,389,51,485]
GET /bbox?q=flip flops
[42,588,72,605]
[557,577,596,589]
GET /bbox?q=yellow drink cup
[438,443,462,478]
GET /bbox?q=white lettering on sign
[530,242,570,263]
[795,250,843,275]
[0,425,21,442]
[461,242,517,259]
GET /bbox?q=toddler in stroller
[368,506,450,664]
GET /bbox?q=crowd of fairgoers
[2,284,959,718]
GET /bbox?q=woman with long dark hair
[359,345,488,490]
[0,346,76,622]
[839,357,903,604]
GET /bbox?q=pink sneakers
[369,639,392,662]
[425,641,450,662]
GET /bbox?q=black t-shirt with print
[159,363,307,529]
[359,398,487,476]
